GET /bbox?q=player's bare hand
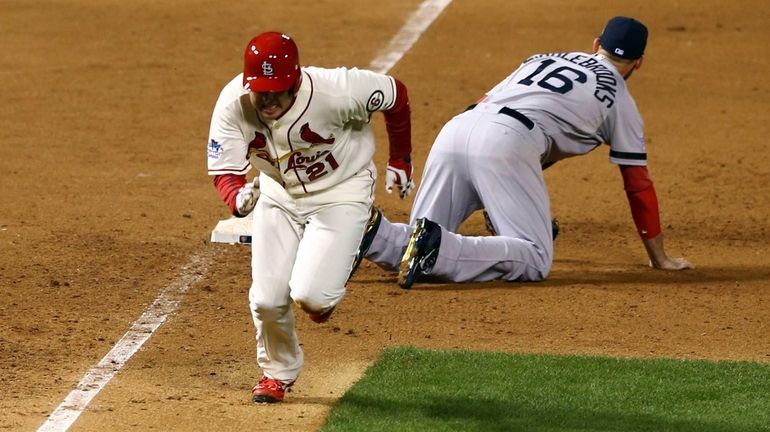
[649,256,694,271]
[386,157,415,199]
[642,235,693,271]
[235,177,260,216]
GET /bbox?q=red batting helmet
[243,32,301,93]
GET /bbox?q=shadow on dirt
[352,264,770,291]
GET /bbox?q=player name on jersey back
[522,52,620,108]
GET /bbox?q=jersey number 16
[518,59,587,95]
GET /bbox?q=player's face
[250,90,294,120]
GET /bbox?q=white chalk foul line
[38,0,452,430]
[37,253,209,432]
[369,0,452,74]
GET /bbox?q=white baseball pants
[248,165,375,381]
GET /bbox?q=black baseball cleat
[348,207,382,279]
[551,218,560,240]
[483,210,497,235]
[398,218,441,289]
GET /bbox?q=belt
[465,103,534,130]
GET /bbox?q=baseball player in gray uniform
[207,32,414,403]
[353,16,692,289]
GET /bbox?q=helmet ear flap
[243,32,301,93]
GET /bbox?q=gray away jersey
[482,52,647,166]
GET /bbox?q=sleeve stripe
[610,150,647,161]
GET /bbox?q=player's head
[598,16,648,60]
[594,17,647,79]
[243,32,301,94]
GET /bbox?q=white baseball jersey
[484,52,647,166]
[207,66,401,384]
[207,66,399,195]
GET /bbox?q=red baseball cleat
[251,376,294,403]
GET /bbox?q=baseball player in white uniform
[353,16,693,289]
[207,32,414,403]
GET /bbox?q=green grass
[321,347,770,432]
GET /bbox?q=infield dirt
[1,0,768,430]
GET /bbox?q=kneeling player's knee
[531,255,552,281]
[510,250,552,282]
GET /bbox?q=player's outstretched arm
[619,165,693,270]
